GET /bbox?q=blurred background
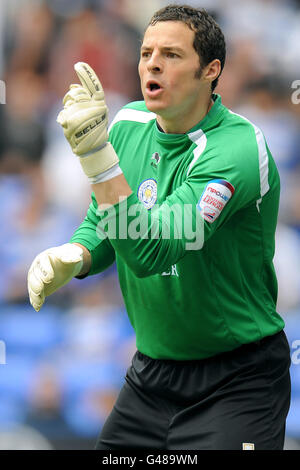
[0,0,299,450]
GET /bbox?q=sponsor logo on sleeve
[196,179,235,223]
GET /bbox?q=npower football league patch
[197,179,235,223]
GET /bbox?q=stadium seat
[286,397,300,438]
[0,356,36,401]
[0,395,26,427]
[59,359,123,437]
[0,304,64,357]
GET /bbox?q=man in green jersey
[27,5,291,449]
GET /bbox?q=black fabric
[95,330,291,450]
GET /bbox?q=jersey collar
[155,94,226,142]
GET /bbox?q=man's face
[138,21,206,119]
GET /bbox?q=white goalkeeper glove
[56,62,122,184]
[27,243,84,312]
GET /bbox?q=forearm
[91,173,133,209]
[92,177,208,278]
[94,190,192,278]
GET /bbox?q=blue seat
[63,394,107,438]
[59,358,123,437]
[286,397,300,438]
[282,311,300,396]
[283,310,300,346]
[281,311,300,439]
[0,356,36,401]
[59,358,123,398]
[0,395,26,427]
[0,304,64,357]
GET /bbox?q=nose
[147,51,162,73]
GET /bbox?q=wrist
[78,142,120,179]
[72,242,92,277]
[88,163,123,184]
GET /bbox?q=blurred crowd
[0,0,300,449]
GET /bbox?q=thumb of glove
[57,109,67,128]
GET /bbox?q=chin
[144,99,168,115]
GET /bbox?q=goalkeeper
[27,5,291,450]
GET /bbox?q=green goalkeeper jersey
[70,93,285,360]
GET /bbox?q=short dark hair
[148,4,226,92]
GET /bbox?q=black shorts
[95,330,291,450]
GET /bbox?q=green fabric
[70,94,284,360]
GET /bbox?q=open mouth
[149,83,161,91]
[147,80,162,92]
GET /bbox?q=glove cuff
[79,142,119,178]
[88,163,123,184]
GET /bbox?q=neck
[156,95,214,134]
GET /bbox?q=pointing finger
[74,62,104,98]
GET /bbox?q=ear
[203,59,221,85]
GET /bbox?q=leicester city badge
[137,179,157,209]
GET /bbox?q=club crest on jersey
[138,179,157,209]
[197,179,235,223]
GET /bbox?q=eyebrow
[140,45,185,53]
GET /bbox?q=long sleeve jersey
[70,93,285,360]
